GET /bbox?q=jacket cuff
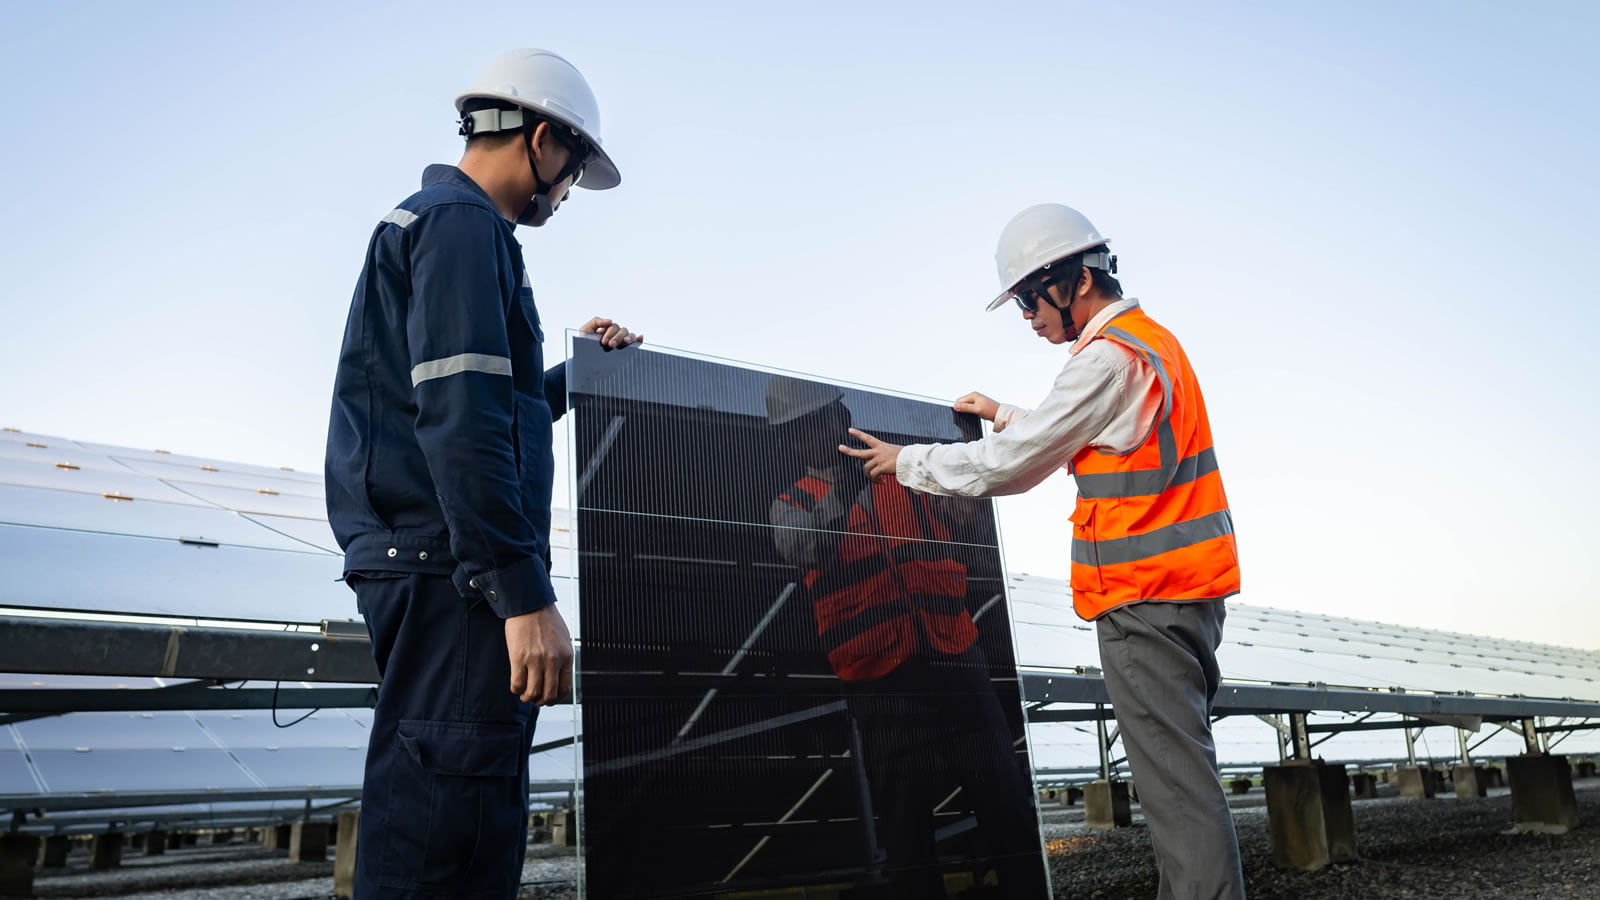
[455,556,558,618]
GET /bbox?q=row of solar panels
[5,426,1595,693]
[2,426,1596,832]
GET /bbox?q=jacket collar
[1069,298,1141,355]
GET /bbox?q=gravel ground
[1045,780,1600,899]
[13,781,1596,899]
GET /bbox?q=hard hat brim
[983,238,1112,312]
[454,90,621,191]
[985,289,1017,312]
[576,146,620,191]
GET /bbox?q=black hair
[1089,265,1123,299]
[458,98,586,160]
[1058,245,1122,300]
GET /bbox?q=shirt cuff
[993,403,1027,433]
[895,444,926,489]
[455,556,559,618]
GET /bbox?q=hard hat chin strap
[1052,266,1082,341]
[1049,249,1115,341]
[516,122,585,228]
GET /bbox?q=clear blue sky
[2,1,1597,648]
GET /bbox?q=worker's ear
[527,121,553,161]
[1077,266,1095,301]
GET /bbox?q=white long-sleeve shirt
[895,298,1162,498]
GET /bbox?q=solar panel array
[0,428,349,623]
[2,422,1596,821]
[1007,573,1600,700]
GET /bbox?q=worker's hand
[952,392,999,421]
[579,317,644,350]
[504,604,574,706]
[838,428,904,480]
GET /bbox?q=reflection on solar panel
[569,339,1050,898]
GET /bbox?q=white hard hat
[766,376,845,426]
[986,203,1111,311]
[455,48,620,191]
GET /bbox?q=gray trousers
[1097,600,1246,900]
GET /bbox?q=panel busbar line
[569,338,1050,899]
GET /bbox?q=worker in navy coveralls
[325,49,639,897]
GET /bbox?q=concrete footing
[167,831,183,851]
[1083,780,1132,829]
[1230,777,1253,795]
[1064,786,1083,806]
[334,810,359,899]
[551,809,579,846]
[1351,772,1378,799]
[263,823,292,851]
[1396,766,1437,799]
[530,812,554,843]
[1578,761,1597,779]
[0,834,42,897]
[144,829,167,856]
[1507,754,1579,833]
[1453,765,1491,799]
[211,830,234,844]
[38,834,70,869]
[1264,761,1358,870]
[290,822,330,862]
[90,832,123,870]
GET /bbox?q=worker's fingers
[509,654,527,698]
[952,392,998,420]
[846,428,881,447]
[541,653,564,706]
[557,663,574,704]
[837,443,872,459]
[521,663,543,705]
[579,316,613,335]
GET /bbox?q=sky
[2,1,1597,650]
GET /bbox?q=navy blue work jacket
[325,164,566,618]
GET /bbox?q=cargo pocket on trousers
[1068,503,1104,594]
[390,719,525,885]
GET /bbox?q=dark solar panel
[569,338,1050,898]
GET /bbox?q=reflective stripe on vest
[1068,308,1240,619]
[783,477,977,679]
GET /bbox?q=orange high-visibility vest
[1068,307,1240,620]
[778,475,977,680]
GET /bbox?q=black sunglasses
[1011,269,1072,314]
[553,137,589,196]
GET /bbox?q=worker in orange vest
[840,204,1245,899]
[767,376,1049,897]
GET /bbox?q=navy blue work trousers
[352,572,538,898]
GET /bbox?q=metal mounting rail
[1018,669,1600,721]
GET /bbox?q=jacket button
[469,578,478,589]
[418,551,429,561]
[386,548,397,558]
